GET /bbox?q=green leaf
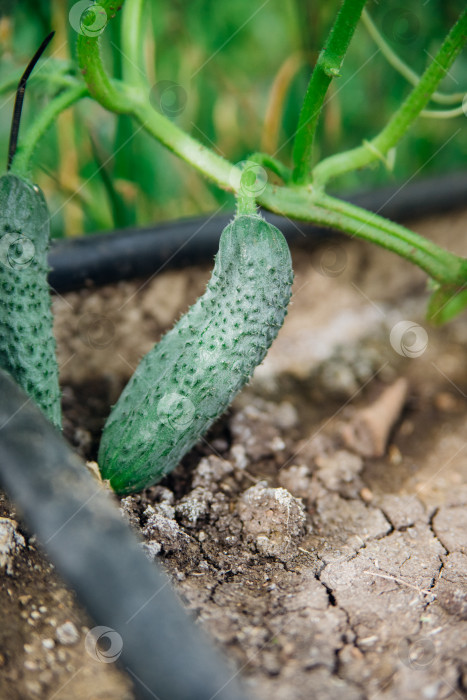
[427,284,467,325]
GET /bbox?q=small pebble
[273,401,298,430]
[388,444,402,465]
[24,659,38,671]
[25,680,41,695]
[269,436,285,452]
[210,438,229,452]
[434,392,460,413]
[42,638,55,650]
[56,621,80,646]
[360,487,373,503]
[56,649,68,663]
[230,444,248,470]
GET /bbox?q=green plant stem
[249,152,291,183]
[98,75,467,285]
[77,1,133,113]
[131,97,238,188]
[236,195,258,216]
[292,0,368,184]
[312,8,467,189]
[316,192,466,283]
[76,0,467,290]
[258,185,466,285]
[361,9,466,106]
[121,0,147,88]
[10,83,88,177]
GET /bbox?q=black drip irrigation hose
[0,370,251,700]
[48,172,467,294]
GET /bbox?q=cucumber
[0,174,61,428]
[98,214,293,494]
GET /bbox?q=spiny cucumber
[0,175,61,428]
[98,214,293,494]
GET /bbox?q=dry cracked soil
[1,206,466,700]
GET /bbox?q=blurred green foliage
[0,0,465,238]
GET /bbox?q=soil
[1,207,467,700]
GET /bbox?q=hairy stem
[317,192,466,283]
[121,0,147,88]
[249,152,291,183]
[76,1,131,113]
[292,0,368,184]
[312,8,467,188]
[131,96,239,188]
[259,185,467,286]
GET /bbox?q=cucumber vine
[2,0,467,491]
[8,1,467,298]
[9,0,464,301]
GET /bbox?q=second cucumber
[98,213,293,494]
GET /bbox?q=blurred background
[0,0,465,239]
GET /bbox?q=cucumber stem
[291,0,368,184]
[312,8,467,189]
[121,0,147,89]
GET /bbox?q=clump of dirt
[1,207,467,699]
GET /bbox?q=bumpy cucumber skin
[0,175,61,428]
[99,215,293,494]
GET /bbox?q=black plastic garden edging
[0,369,251,700]
[48,171,467,293]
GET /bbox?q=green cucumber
[98,214,293,494]
[0,174,61,428]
